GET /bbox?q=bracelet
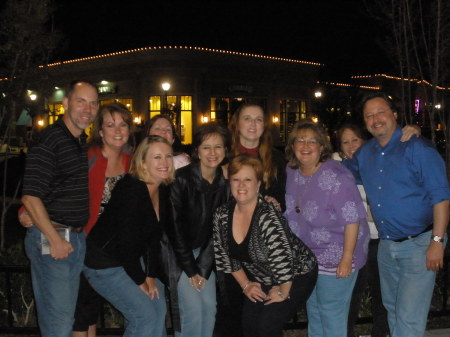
[242,281,251,293]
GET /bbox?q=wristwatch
[431,235,444,243]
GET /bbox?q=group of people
[20,80,449,337]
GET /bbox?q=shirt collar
[374,126,402,150]
[56,118,87,145]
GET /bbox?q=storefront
[37,46,322,144]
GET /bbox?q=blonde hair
[129,135,175,184]
[228,103,276,189]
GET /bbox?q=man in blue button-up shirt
[345,92,450,337]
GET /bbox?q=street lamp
[161,82,171,114]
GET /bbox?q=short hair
[89,103,133,147]
[228,154,263,182]
[285,119,333,169]
[129,135,175,184]
[191,122,231,163]
[228,103,276,189]
[360,92,398,114]
[66,80,98,98]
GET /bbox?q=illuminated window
[48,103,64,125]
[280,99,308,143]
[149,95,193,144]
[210,97,266,127]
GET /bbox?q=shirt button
[387,235,390,239]
[381,152,385,155]
[377,204,381,207]
[378,186,382,189]
[379,169,383,173]
[381,221,384,224]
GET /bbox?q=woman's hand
[189,274,207,292]
[264,195,281,212]
[264,286,286,305]
[336,257,352,278]
[243,281,267,303]
[145,277,160,300]
[400,124,421,142]
[19,210,34,228]
[139,282,150,296]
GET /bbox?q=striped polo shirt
[22,118,89,228]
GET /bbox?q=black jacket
[85,174,165,285]
[260,148,287,212]
[168,163,230,280]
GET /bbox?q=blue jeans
[306,271,358,337]
[378,231,444,337]
[84,266,164,337]
[175,270,216,337]
[24,226,85,337]
[153,278,168,337]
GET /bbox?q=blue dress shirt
[344,127,450,240]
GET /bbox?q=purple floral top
[284,159,369,275]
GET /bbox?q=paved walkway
[425,328,450,337]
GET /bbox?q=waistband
[392,224,433,243]
[52,222,84,234]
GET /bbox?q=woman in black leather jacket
[167,123,231,337]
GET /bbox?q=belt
[52,223,84,234]
[392,224,433,242]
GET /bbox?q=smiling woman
[213,154,317,337]
[284,119,369,337]
[83,135,175,337]
[166,123,231,337]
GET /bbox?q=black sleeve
[167,175,199,277]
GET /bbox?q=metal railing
[0,258,449,335]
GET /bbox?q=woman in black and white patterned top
[213,154,318,337]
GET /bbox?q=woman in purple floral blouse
[284,119,369,337]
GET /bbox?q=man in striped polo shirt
[22,81,99,337]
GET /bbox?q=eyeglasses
[295,138,319,146]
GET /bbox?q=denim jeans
[84,266,164,337]
[307,271,358,337]
[175,261,216,337]
[24,226,85,337]
[348,239,389,337]
[152,278,168,337]
[378,230,445,337]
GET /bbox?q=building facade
[33,46,322,144]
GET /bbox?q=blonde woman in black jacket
[167,123,231,337]
[84,135,174,337]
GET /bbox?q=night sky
[55,0,392,80]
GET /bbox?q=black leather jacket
[167,163,230,280]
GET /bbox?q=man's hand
[49,236,74,260]
[426,241,444,271]
[19,210,34,228]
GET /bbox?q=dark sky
[55,1,393,80]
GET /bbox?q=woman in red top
[73,102,132,337]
